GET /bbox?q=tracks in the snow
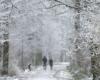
[0,63,72,80]
[53,69,73,80]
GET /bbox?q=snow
[0,0,99,80]
[14,79,19,80]
[0,62,73,80]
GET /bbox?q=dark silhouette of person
[42,56,47,70]
[49,58,53,70]
[28,64,31,71]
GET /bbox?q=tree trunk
[21,39,25,70]
[0,0,11,75]
[73,0,81,67]
[2,33,9,75]
[75,0,80,31]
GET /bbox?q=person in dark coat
[49,58,53,70]
[42,56,47,70]
[28,64,31,71]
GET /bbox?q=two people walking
[42,56,53,70]
[27,56,53,71]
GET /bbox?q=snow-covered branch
[43,0,77,10]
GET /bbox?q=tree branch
[42,0,77,10]
[54,0,77,9]
[9,0,20,17]
[43,3,66,9]
[45,0,98,15]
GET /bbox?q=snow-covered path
[0,63,73,80]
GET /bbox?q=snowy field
[0,63,73,80]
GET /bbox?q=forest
[0,0,100,80]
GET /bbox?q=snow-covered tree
[43,0,100,79]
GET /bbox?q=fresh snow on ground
[0,63,73,80]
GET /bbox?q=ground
[0,62,74,80]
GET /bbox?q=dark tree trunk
[75,0,80,31]
[2,40,9,75]
[0,0,11,76]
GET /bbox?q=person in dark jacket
[49,58,53,70]
[28,64,31,71]
[42,56,47,70]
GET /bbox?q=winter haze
[0,0,100,80]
